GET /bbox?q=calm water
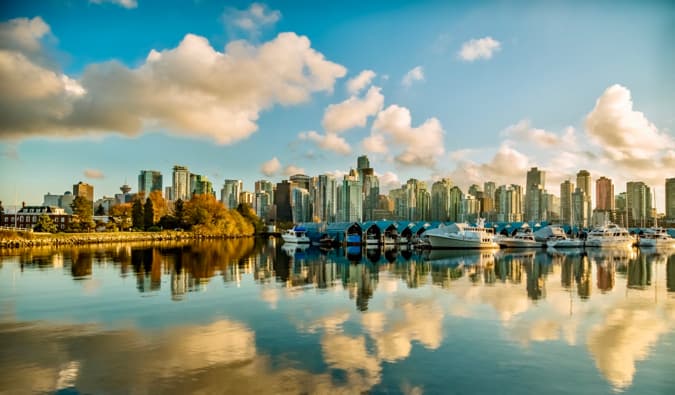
[1,239,674,395]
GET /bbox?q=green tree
[95,204,105,216]
[71,196,94,232]
[144,198,154,228]
[237,203,263,233]
[33,214,58,233]
[174,199,186,228]
[132,199,144,230]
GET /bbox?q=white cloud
[401,66,424,87]
[366,104,445,168]
[84,169,104,180]
[449,142,530,188]
[283,164,305,176]
[0,17,347,145]
[458,37,501,61]
[222,3,281,38]
[585,84,673,165]
[90,0,138,9]
[298,130,351,155]
[322,86,384,134]
[260,157,281,176]
[346,69,376,95]
[376,171,401,191]
[0,16,50,55]
[362,134,388,154]
[501,119,569,148]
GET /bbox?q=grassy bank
[0,229,254,249]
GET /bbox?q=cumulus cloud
[458,37,501,61]
[298,130,351,155]
[377,171,401,191]
[501,119,576,148]
[260,157,281,176]
[585,84,673,166]
[283,164,305,176]
[0,17,347,145]
[366,105,445,168]
[84,168,104,180]
[0,16,51,55]
[401,66,424,87]
[90,0,138,9]
[449,142,530,188]
[347,70,376,95]
[322,86,384,134]
[222,3,281,38]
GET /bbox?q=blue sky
[1,0,673,210]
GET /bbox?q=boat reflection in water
[1,240,674,395]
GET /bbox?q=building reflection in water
[4,240,675,309]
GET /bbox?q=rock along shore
[0,231,254,249]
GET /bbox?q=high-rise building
[289,174,311,191]
[274,180,293,222]
[314,174,337,222]
[73,181,94,202]
[190,174,214,196]
[431,178,453,221]
[362,172,379,221]
[495,184,522,222]
[239,191,254,206]
[416,183,431,221]
[666,178,675,222]
[291,187,310,223]
[615,192,627,227]
[339,170,362,222]
[595,177,614,211]
[138,170,163,196]
[572,187,589,227]
[525,167,545,222]
[221,179,242,209]
[255,180,274,198]
[461,194,480,223]
[626,181,652,227]
[576,170,592,219]
[560,180,574,225]
[484,181,496,200]
[254,191,271,219]
[172,165,190,201]
[448,186,464,222]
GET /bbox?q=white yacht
[426,219,499,249]
[638,227,675,248]
[281,226,310,244]
[585,223,634,248]
[498,231,544,248]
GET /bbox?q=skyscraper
[191,174,214,196]
[274,180,293,222]
[448,186,464,222]
[221,179,243,209]
[560,180,574,225]
[495,184,522,222]
[172,165,190,201]
[73,181,94,202]
[576,170,592,219]
[666,178,675,222]
[626,181,651,227]
[572,187,589,227]
[431,178,452,221]
[291,186,310,223]
[315,174,337,222]
[595,177,614,211]
[138,170,163,196]
[525,167,545,222]
[340,170,362,222]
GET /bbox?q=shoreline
[0,230,256,249]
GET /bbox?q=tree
[71,196,94,232]
[0,200,4,217]
[33,214,58,233]
[95,204,105,216]
[132,199,144,230]
[144,198,154,228]
[148,190,167,224]
[109,203,132,231]
[237,203,263,233]
[174,199,186,228]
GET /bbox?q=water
[0,239,673,395]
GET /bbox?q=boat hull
[281,234,310,244]
[638,238,675,248]
[428,234,499,249]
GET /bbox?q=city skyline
[1,1,674,210]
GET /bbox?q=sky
[0,0,674,211]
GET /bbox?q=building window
[61,217,65,223]
[19,216,23,222]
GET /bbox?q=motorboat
[426,219,499,249]
[365,233,380,246]
[498,231,544,248]
[637,227,675,248]
[281,226,310,244]
[585,223,634,248]
[318,233,336,248]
